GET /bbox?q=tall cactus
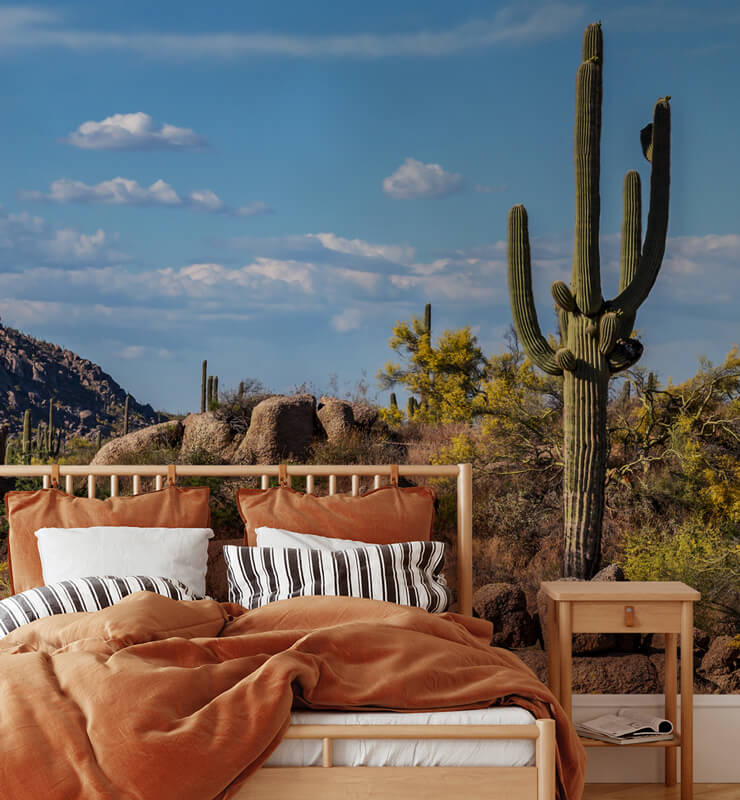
[123,395,130,436]
[47,399,54,453]
[0,425,8,465]
[212,375,219,407]
[207,375,214,408]
[22,409,31,464]
[389,392,398,410]
[507,22,671,578]
[201,360,208,413]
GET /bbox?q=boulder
[591,564,625,581]
[699,636,740,693]
[351,403,379,430]
[91,420,183,465]
[180,412,235,464]
[235,394,316,464]
[571,653,659,693]
[649,652,715,693]
[474,583,538,648]
[317,397,355,441]
[514,648,549,685]
[206,538,244,602]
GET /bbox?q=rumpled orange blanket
[0,593,585,800]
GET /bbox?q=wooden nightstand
[540,581,700,800]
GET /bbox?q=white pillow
[34,527,214,597]
[255,526,375,552]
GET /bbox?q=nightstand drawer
[571,601,682,633]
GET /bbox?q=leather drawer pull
[624,606,635,627]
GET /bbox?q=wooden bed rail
[245,719,556,799]
[0,462,474,617]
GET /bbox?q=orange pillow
[236,485,435,547]
[5,486,211,594]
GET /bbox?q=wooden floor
[584,786,739,799]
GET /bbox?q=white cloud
[332,308,364,332]
[188,189,223,211]
[64,112,207,150]
[383,158,464,199]
[119,345,146,359]
[0,209,126,267]
[309,232,415,264]
[24,176,182,206]
[237,201,274,217]
[0,5,585,60]
[23,177,269,217]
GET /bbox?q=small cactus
[0,425,8,465]
[407,396,418,419]
[389,393,398,410]
[95,430,102,451]
[201,360,208,413]
[212,376,219,407]
[207,376,214,408]
[22,410,31,464]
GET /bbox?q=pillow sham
[35,527,214,597]
[255,526,375,551]
[5,486,211,594]
[224,540,449,612]
[236,485,435,547]
[0,575,199,640]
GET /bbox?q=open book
[576,709,674,744]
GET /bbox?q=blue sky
[0,1,738,413]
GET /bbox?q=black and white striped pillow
[224,541,449,612]
[0,576,199,639]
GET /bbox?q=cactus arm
[552,280,577,312]
[610,98,671,318]
[507,205,563,376]
[555,347,577,371]
[598,312,619,355]
[616,169,642,337]
[572,23,603,316]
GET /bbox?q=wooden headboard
[0,463,473,616]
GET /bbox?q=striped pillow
[0,576,199,639]
[224,541,449,612]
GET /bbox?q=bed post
[456,463,473,617]
[535,719,556,800]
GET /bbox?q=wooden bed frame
[1,461,558,800]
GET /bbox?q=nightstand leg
[558,601,572,720]
[664,632,677,786]
[680,602,693,800]
[547,599,560,702]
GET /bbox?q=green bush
[622,517,739,633]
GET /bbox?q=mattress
[266,707,537,767]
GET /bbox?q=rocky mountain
[0,324,158,440]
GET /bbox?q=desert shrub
[622,517,740,633]
[214,378,271,436]
[0,561,9,600]
[308,429,404,468]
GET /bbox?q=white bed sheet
[266,707,537,767]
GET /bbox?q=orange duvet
[0,593,585,800]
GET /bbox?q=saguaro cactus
[201,360,208,413]
[123,395,130,436]
[507,23,671,578]
[22,410,31,464]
